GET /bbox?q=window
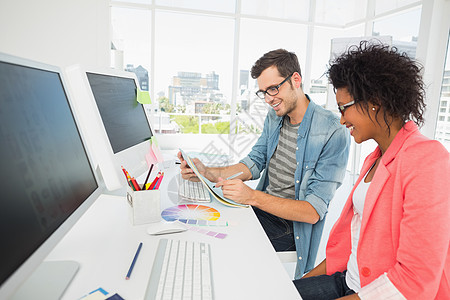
[109,1,443,164]
[372,7,421,58]
[310,25,365,107]
[375,0,419,15]
[315,0,367,26]
[350,5,423,174]
[111,7,151,75]
[436,32,450,151]
[241,0,310,21]
[237,18,308,120]
[234,18,308,156]
[156,0,235,13]
[110,5,152,110]
[153,11,234,135]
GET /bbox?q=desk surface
[45,163,300,300]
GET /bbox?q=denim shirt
[239,98,350,279]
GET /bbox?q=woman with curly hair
[293,41,450,299]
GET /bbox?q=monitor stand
[11,261,79,300]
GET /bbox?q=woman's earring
[372,107,376,111]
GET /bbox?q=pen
[126,242,143,280]
[142,164,154,188]
[226,171,243,180]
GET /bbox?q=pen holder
[126,185,161,225]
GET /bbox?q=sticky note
[151,137,163,163]
[145,148,158,167]
[151,136,159,146]
[137,89,151,104]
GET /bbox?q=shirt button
[296,236,299,240]
[305,166,308,169]
[296,180,299,183]
[361,267,371,277]
[298,256,302,260]
[296,147,298,150]
[297,162,299,165]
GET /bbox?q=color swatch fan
[161,204,220,222]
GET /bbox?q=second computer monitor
[65,66,153,191]
[86,72,151,154]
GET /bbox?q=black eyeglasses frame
[338,100,355,115]
[255,73,294,99]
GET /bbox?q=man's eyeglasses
[338,100,355,115]
[256,73,293,99]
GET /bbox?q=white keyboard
[145,239,214,300]
[178,177,211,202]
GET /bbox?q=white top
[345,175,371,291]
[344,166,406,300]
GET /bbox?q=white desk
[45,163,301,300]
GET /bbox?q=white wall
[0,0,110,68]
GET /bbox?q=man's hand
[177,151,206,182]
[215,177,256,205]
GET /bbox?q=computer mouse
[147,220,188,235]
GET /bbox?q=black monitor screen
[86,72,153,154]
[0,61,98,286]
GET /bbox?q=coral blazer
[326,121,450,299]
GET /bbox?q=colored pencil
[153,172,164,190]
[148,172,161,190]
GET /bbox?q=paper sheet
[179,149,248,208]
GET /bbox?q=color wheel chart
[161,204,228,239]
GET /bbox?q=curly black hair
[327,41,426,130]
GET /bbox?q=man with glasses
[179,49,350,279]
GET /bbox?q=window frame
[109,0,450,171]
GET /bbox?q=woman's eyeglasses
[337,100,355,115]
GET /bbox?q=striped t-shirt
[265,117,300,199]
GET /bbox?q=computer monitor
[64,65,153,191]
[0,53,104,299]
